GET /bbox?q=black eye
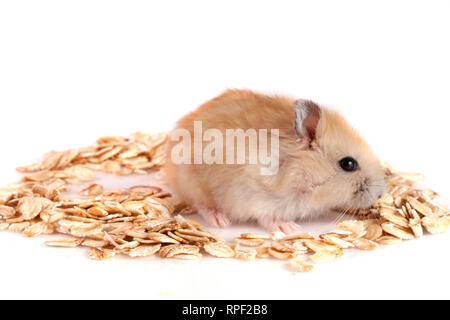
[339,157,359,172]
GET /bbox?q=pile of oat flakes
[0,132,448,272]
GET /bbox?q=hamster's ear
[294,100,321,142]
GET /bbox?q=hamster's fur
[163,89,386,233]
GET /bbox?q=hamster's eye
[339,157,359,172]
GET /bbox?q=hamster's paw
[270,221,301,234]
[197,206,231,228]
[259,217,301,234]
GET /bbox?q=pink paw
[262,219,301,234]
[197,207,231,228]
[270,221,301,234]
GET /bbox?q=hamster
[163,89,386,233]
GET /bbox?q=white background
[0,0,449,300]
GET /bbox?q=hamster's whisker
[333,207,351,225]
[349,210,357,221]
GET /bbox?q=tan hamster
[163,89,386,233]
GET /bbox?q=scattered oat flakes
[82,239,109,248]
[321,234,354,249]
[310,251,337,263]
[376,236,403,245]
[128,244,161,257]
[173,253,202,260]
[364,224,383,241]
[268,247,300,260]
[282,233,315,241]
[234,245,257,260]
[45,239,83,247]
[0,132,447,272]
[421,216,450,234]
[234,237,265,247]
[407,197,433,216]
[352,238,379,250]
[87,248,116,260]
[336,220,367,238]
[158,244,200,258]
[203,242,235,258]
[255,247,270,258]
[79,184,103,196]
[240,233,271,240]
[23,221,50,237]
[380,207,409,228]
[289,259,314,273]
[16,197,45,220]
[0,205,16,219]
[381,222,415,240]
[8,222,31,232]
